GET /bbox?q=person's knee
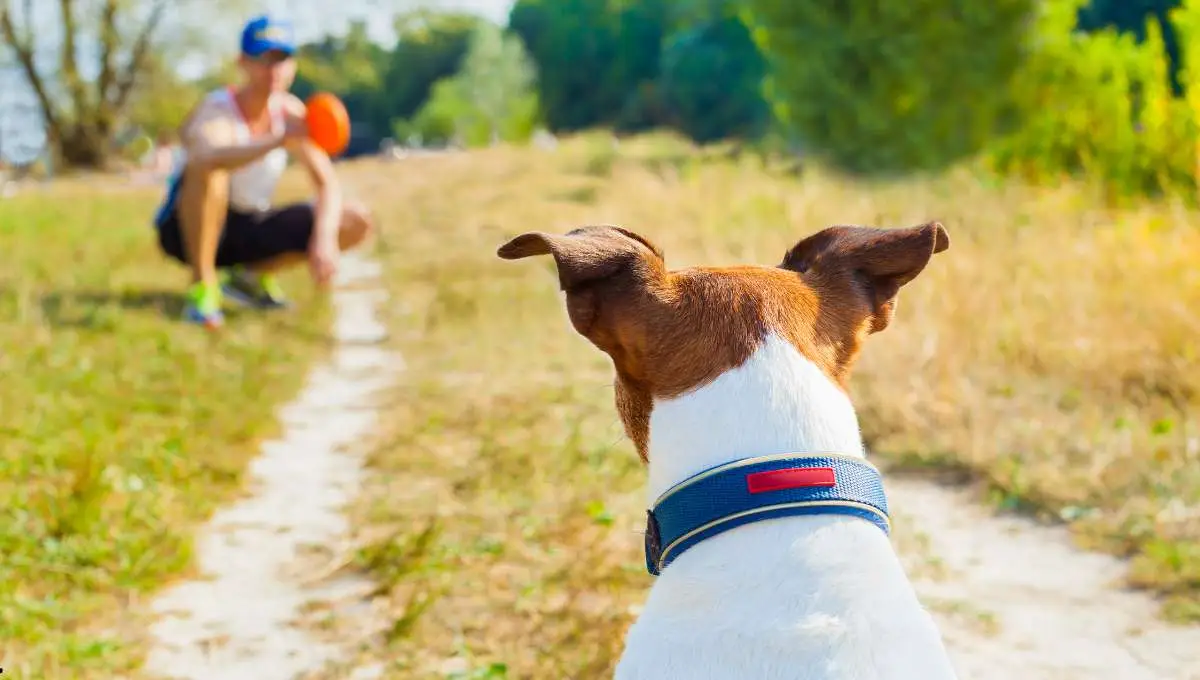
[338,202,374,250]
[183,162,228,191]
[179,164,229,212]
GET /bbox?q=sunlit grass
[336,130,1199,676]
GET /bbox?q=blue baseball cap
[240,15,296,57]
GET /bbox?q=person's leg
[221,201,375,309]
[174,165,232,326]
[245,202,374,274]
[176,165,230,284]
[153,169,236,327]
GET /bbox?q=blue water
[0,65,48,167]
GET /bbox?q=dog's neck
[646,332,866,503]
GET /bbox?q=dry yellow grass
[335,130,1200,677]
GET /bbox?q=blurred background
[2,0,1196,198]
[3,1,1200,678]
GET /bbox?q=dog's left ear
[497,225,666,337]
[497,225,663,292]
[780,222,949,333]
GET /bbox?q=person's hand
[308,237,339,286]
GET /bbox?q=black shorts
[156,202,315,268]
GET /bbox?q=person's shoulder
[180,89,237,144]
[277,92,307,117]
[185,89,235,124]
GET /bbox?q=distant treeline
[92,0,1200,201]
[279,2,770,154]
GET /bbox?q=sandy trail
[141,252,398,680]
[889,472,1200,680]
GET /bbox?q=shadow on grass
[40,288,188,328]
[36,288,336,342]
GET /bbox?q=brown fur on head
[497,222,949,461]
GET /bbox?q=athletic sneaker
[183,280,224,329]
[221,266,292,310]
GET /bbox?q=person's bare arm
[281,93,344,283]
[180,98,286,172]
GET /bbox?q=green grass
[328,130,1198,677]
[0,176,333,678]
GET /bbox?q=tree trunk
[58,128,109,169]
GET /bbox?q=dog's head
[497,223,949,461]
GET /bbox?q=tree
[456,22,538,144]
[377,9,484,130]
[1078,0,1183,94]
[125,52,203,141]
[510,0,769,138]
[398,76,476,145]
[290,19,389,153]
[402,22,541,147]
[658,15,769,143]
[740,0,1037,176]
[509,0,628,131]
[0,0,245,169]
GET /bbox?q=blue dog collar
[644,453,890,576]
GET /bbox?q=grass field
[336,131,1200,677]
[0,176,333,677]
[4,132,1196,678]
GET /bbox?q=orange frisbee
[305,92,350,156]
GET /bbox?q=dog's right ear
[497,225,666,336]
[780,222,948,334]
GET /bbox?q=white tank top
[193,87,289,213]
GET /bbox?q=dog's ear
[780,222,949,333]
[497,225,666,336]
[497,225,663,291]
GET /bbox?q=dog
[497,223,958,679]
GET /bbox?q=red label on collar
[746,467,836,494]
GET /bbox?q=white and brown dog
[498,223,958,679]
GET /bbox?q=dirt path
[889,472,1200,680]
[141,252,398,680]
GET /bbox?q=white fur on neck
[618,332,957,680]
[646,332,866,502]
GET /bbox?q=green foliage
[282,11,484,151]
[658,15,769,143]
[509,0,669,131]
[456,22,539,142]
[193,59,242,93]
[395,77,476,145]
[378,10,487,125]
[508,0,624,131]
[741,0,1036,176]
[1078,0,1183,93]
[124,55,204,140]
[94,0,1200,201]
[666,0,733,27]
[984,0,1200,200]
[291,20,389,135]
[607,0,671,129]
[507,0,772,142]
[397,23,542,147]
